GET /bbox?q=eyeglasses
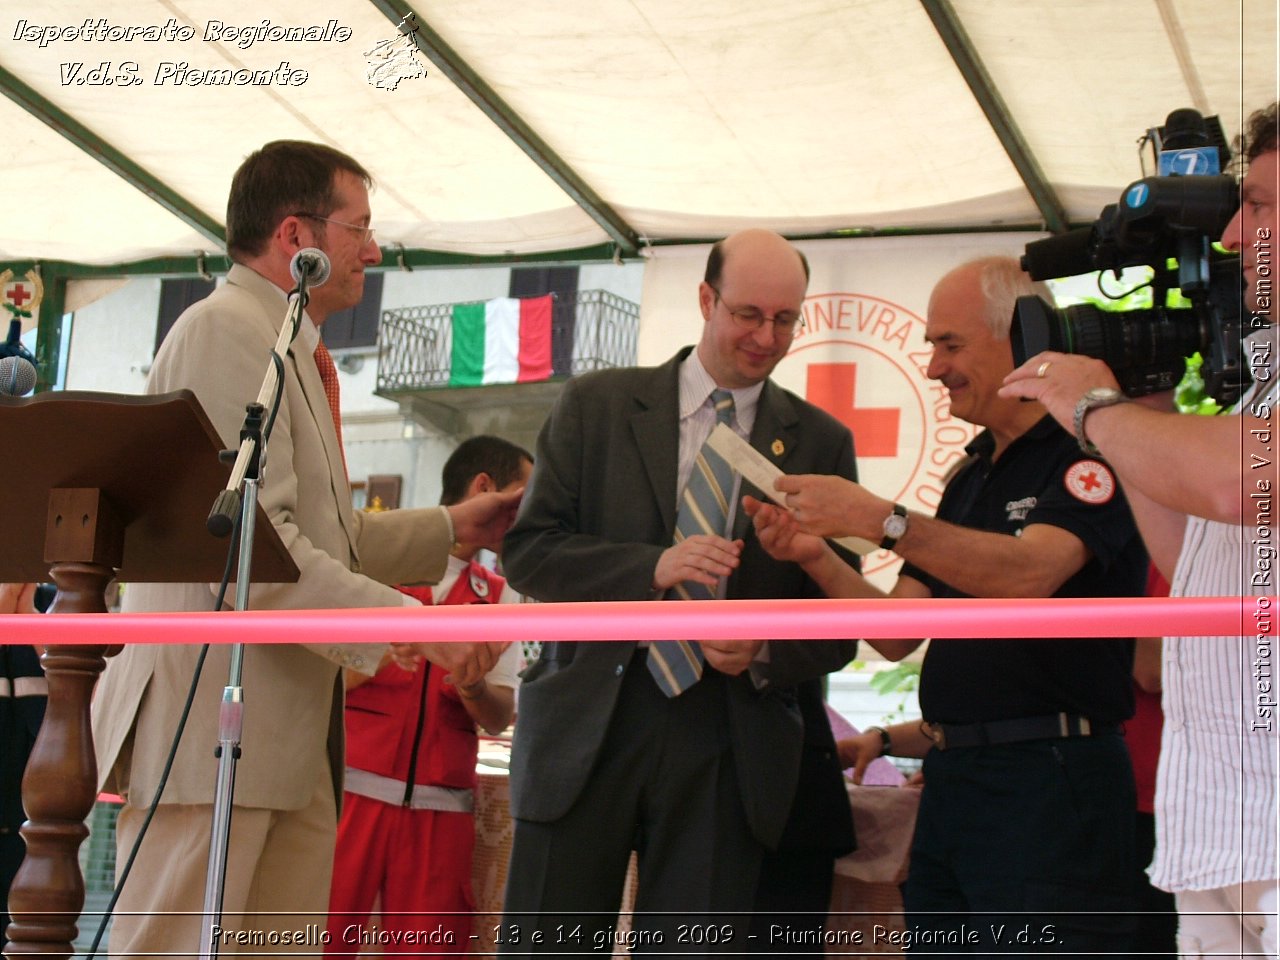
[292,212,377,246]
[710,286,803,336]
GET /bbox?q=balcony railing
[376,289,639,394]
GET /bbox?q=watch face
[884,514,908,539]
[1086,387,1123,403]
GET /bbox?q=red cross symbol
[1078,470,1101,492]
[805,363,900,457]
[6,283,32,308]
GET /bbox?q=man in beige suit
[91,141,518,958]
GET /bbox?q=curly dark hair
[1237,101,1279,164]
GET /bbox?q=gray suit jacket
[502,347,857,848]
[93,264,454,811]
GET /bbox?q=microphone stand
[198,273,314,960]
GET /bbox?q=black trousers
[903,735,1137,957]
[746,848,835,957]
[502,656,762,956]
[1131,810,1176,958]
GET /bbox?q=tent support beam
[33,269,66,394]
[0,242,631,283]
[5,219,1064,283]
[367,0,642,256]
[3,222,1059,282]
[0,65,227,247]
[920,0,1069,235]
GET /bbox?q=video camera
[1012,109,1250,404]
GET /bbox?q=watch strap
[1073,390,1127,456]
[879,502,908,551]
[867,725,893,757]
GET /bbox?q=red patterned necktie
[313,339,348,479]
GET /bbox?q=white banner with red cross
[638,232,1041,589]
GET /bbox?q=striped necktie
[313,339,348,479]
[647,388,737,696]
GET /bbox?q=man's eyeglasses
[292,212,377,246]
[710,286,803,336]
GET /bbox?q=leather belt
[0,677,48,698]
[343,767,474,813]
[927,713,1119,751]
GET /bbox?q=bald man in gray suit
[501,229,857,953]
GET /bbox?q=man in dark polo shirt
[744,256,1146,956]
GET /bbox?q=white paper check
[706,423,877,556]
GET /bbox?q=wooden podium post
[0,390,296,957]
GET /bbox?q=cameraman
[1001,102,1279,958]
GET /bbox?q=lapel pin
[771,439,785,457]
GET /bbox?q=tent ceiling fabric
[0,0,1276,267]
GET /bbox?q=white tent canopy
[1,0,1277,267]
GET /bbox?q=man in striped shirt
[1003,103,1280,960]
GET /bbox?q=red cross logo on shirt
[1065,460,1115,504]
[804,363,900,457]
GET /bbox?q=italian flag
[449,295,554,387]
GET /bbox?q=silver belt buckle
[1057,713,1092,737]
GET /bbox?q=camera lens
[1011,295,1208,396]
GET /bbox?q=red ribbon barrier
[0,595,1262,644]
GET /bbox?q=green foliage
[1049,267,1220,416]
[1174,352,1223,415]
[1048,267,1155,312]
[1048,262,1193,312]
[868,661,919,695]
[866,660,921,724]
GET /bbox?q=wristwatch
[880,503,908,551]
[1073,387,1127,456]
[867,725,893,757]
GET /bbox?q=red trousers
[326,792,475,956]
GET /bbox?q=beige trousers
[108,775,336,959]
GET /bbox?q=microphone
[0,356,37,396]
[1020,226,1095,281]
[0,318,36,363]
[289,248,331,287]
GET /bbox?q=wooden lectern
[0,390,297,957]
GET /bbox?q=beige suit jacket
[93,264,452,811]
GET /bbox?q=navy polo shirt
[901,416,1144,725]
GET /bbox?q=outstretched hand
[409,640,509,689]
[0,583,37,615]
[742,495,824,564]
[837,730,883,785]
[999,351,1120,433]
[448,487,524,554]
[773,473,881,541]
